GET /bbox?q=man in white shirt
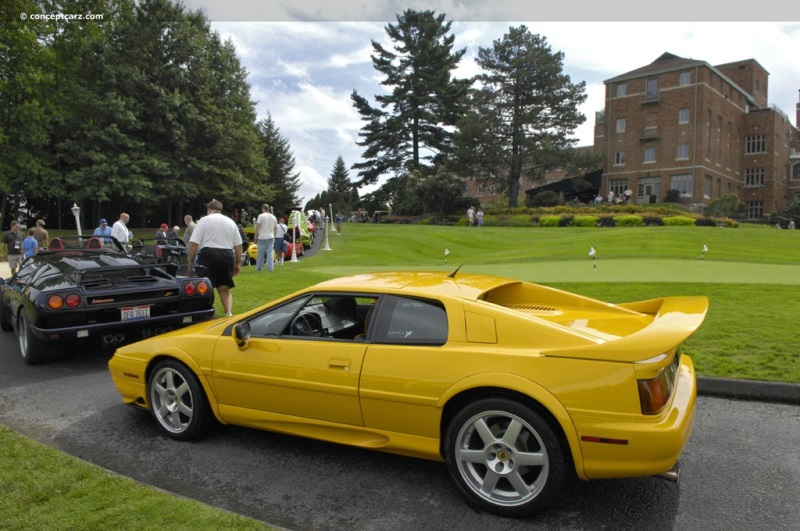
[188,199,243,317]
[111,213,131,244]
[254,203,278,272]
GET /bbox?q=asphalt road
[1,327,799,530]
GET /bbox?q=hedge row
[480,214,738,228]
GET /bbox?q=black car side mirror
[233,321,251,349]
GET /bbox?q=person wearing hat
[93,218,112,237]
[154,223,168,240]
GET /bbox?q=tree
[350,9,470,187]
[706,193,743,218]
[452,26,590,207]
[257,114,299,214]
[0,0,58,227]
[325,155,354,216]
[416,168,472,222]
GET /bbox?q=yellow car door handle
[329,358,351,371]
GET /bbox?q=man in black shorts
[187,199,243,317]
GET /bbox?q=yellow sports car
[108,270,707,517]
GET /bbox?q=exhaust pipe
[656,461,681,484]
[103,334,126,344]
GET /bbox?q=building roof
[604,52,762,110]
[605,52,705,83]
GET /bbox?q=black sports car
[0,235,215,364]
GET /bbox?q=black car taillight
[184,280,210,296]
[47,293,82,310]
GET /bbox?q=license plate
[121,305,150,321]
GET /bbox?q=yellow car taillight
[638,372,673,415]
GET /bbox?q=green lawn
[4,221,799,528]
[230,222,800,384]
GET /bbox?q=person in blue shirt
[93,218,112,237]
[22,228,38,259]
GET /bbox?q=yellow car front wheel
[148,359,214,441]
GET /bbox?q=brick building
[596,52,800,219]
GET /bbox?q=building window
[704,175,712,198]
[477,184,483,195]
[617,83,627,97]
[644,146,656,163]
[677,144,689,160]
[745,134,766,154]
[745,168,765,187]
[671,174,693,195]
[678,108,689,124]
[615,151,625,165]
[646,78,658,100]
[747,201,763,219]
[792,163,800,181]
[616,117,626,133]
[679,71,691,86]
[489,185,496,195]
[609,179,628,197]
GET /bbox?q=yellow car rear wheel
[444,397,568,517]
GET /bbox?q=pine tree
[326,155,354,216]
[350,9,469,187]
[257,114,300,214]
[452,26,592,207]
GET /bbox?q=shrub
[716,217,739,228]
[538,215,561,227]
[643,216,664,226]
[662,216,696,226]
[665,189,682,202]
[527,190,561,207]
[598,216,616,227]
[558,215,573,227]
[613,215,644,227]
[572,215,599,227]
[694,217,717,227]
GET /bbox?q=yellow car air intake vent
[502,303,560,313]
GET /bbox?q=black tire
[443,397,568,517]
[0,301,12,332]
[17,311,57,364]
[148,359,214,441]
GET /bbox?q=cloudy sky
[181,1,799,204]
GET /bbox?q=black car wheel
[148,359,213,440]
[17,311,55,364]
[443,398,568,517]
